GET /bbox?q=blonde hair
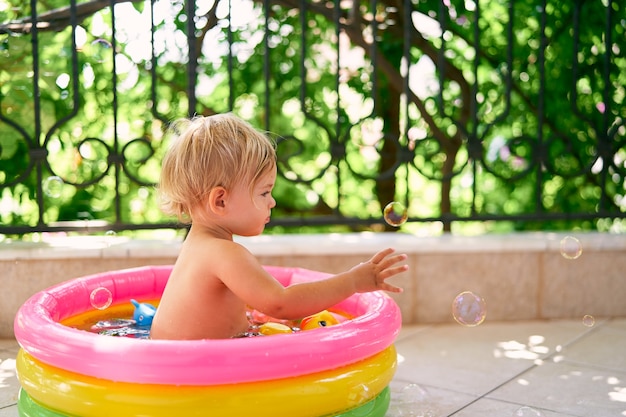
[158,113,276,223]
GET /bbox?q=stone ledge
[1,231,624,260]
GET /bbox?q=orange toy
[300,310,340,330]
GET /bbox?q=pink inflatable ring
[14,265,402,386]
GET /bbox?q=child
[150,113,408,340]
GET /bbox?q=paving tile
[0,405,18,417]
[449,398,579,417]
[387,378,478,417]
[487,361,626,417]
[0,353,18,410]
[0,339,20,413]
[556,318,626,373]
[393,321,590,397]
[606,318,626,331]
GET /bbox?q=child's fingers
[377,254,408,270]
[379,264,409,279]
[369,248,396,264]
[379,281,403,293]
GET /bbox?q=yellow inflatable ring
[17,346,396,417]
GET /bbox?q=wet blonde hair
[158,113,276,223]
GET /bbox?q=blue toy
[130,299,157,327]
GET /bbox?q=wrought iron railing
[0,0,624,236]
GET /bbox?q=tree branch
[0,0,143,34]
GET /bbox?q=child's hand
[351,248,407,293]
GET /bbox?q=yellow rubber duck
[299,310,340,330]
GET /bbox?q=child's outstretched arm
[219,244,408,320]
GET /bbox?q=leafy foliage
[0,0,624,237]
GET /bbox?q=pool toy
[14,265,402,417]
[130,299,157,327]
[300,309,341,330]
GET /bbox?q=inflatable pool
[14,265,402,417]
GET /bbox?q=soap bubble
[90,39,112,63]
[582,315,595,327]
[513,406,544,416]
[560,236,582,260]
[90,287,112,310]
[452,291,486,327]
[42,176,64,198]
[399,383,430,406]
[388,383,436,417]
[383,202,408,227]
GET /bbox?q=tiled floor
[1,318,625,417]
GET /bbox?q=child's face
[227,167,277,236]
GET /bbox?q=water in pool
[82,308,342,339]
[89,318,152,338]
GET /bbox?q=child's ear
[207,186,227,213]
